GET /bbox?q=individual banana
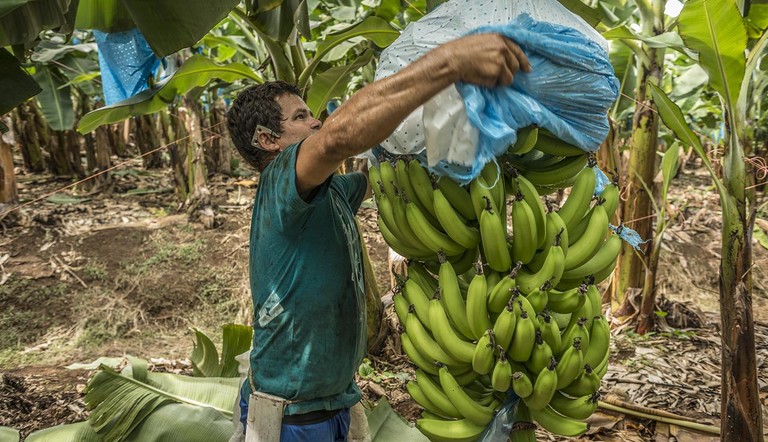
[415,369,464,419]
[433,188,481,249]
[511,370,534,398]
[509,192,538,265]
[510,125,539,155]
[584,315,610,369]
[379,160,399,202]
[407,381,445,417]
[546,284,588,314]
[515,240,564,294]
[487,264,521,313]
[524,282,550,313]
[466,263,492,339]
[400,332,439,376]
[555,338,584,389]
[586,284,604,320]
[436,176,476,220]
[561,232,621,280]
[416,417,486,442]
[405,200,465,256]
[390,189,436,255]
[562,203,610,270]
[524,357,558,411]
[437,254,475,340]
[533,132,586,157]
[469,174,500,221]
[549,392,600,421]
[491,300,517,352]
[405,310,462,366]
[399,277,433,330]
[479,161,506,216]
[539,311,562,356]
[407,159,438,219]
[529,405,589,437]
[393,292,410,325]
[508,305,536,362]
[408,261,439,292]
[507,171,547,249]
[491,348,513,392]
[439,366,497,426]
[525,330,553,375]
[560,318,590,358]
[471,329,496,375]
[377,217,432,260]
[396,158,440,227]
[523,153,589,188]
[429,292,476,363]
[479,196,512,272]
[561,364,601,396]
[447,246,479,276]
[601,181,620,222]
[556,159,597,229]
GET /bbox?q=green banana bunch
[439,366,498,426]
[529,405,589,437]
[524,357,558,410]
[509,125,539,155]
[549,392,600,421]
[429,291,476,363]
[509,192,538,265]
[437,253,475,340]
[491,348,513,391]
[555,338,584,389]
[478,196,512,272]
[433,187,481,250]
[416,417,486,442]
[472,329,496,375]
[466,263,492,339]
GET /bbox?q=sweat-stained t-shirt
[242,142,368,416]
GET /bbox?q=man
[226,33,531,441]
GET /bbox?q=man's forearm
[319,48,459,161]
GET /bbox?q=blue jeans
[239,393,351,442]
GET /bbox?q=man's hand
[438,33,532,88]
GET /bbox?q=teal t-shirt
[244,143,368,415]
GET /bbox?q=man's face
[272,93,322,149]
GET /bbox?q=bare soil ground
[1,159,767,440]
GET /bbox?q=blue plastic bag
[93,27,162,105]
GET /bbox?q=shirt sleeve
[258,143,332,233]
[332,172,368,213]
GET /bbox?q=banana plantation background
[0,0,767,440]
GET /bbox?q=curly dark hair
[226,81,302,171]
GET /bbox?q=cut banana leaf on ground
[367,398,430,442]
[0,426,20,442]
[25,421,100,442]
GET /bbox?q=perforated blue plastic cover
[93,27,161,105]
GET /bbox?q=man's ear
[257,132,281,152]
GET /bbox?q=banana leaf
[602,26,686,50]
[74,0,134,33]
[25,422,100,442]
[0,0,28,17]
[0,0,73,46]
[745,4,768,38]
[739,24,768,117]
[30,40,97,63]
[678,0,747,119]
[250,0,310,42]
[0,427,19,442]
[0,48,41,115]
[608,39,636,122]
[190,324,252,378]
[556,0,601,28]
[58,55,101,96]
[77,55,262,133]
[306,48,373,117]
[33,65,75,131]
[125,403,233,442]
[367,398,429,442]
[298,16,400,88]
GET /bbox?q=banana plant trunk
[719,123,762,441]
[0,117,17,206]
[48,130,76,177]
[203,96,232,176]
[12,102,45,173]
[135,114,164,169]
[611,0,666,319]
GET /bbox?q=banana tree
[649,0,765,438]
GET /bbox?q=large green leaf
[58,54,101,96]
[251,0,310,42]
[143,372,240,412]
[671,64,709,98]
[745,4,768,37]
[602,26,686,50]
[0,48,42,115]
[74,0,134,32]
[191,329,222,377]
[0,0,72,46]
[739,27,768,116]
[0,0,29,17]
[218,324,253,377]
[306,49,373,117]
[122,0,241,57]
[30,40,97,63]
[25,422,100,442]
[78,55,262,133]
[0,426,19,442]
[661,141,681,198]
[557,0,601,28]
[33,65,74,131]
[678,0,747,116]
[298,16,399,88]
[609,40,636,120]
[125,403,233,442]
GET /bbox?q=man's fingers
[497,66,514,87]
[504,39,531,72]
[503,48,520,75]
